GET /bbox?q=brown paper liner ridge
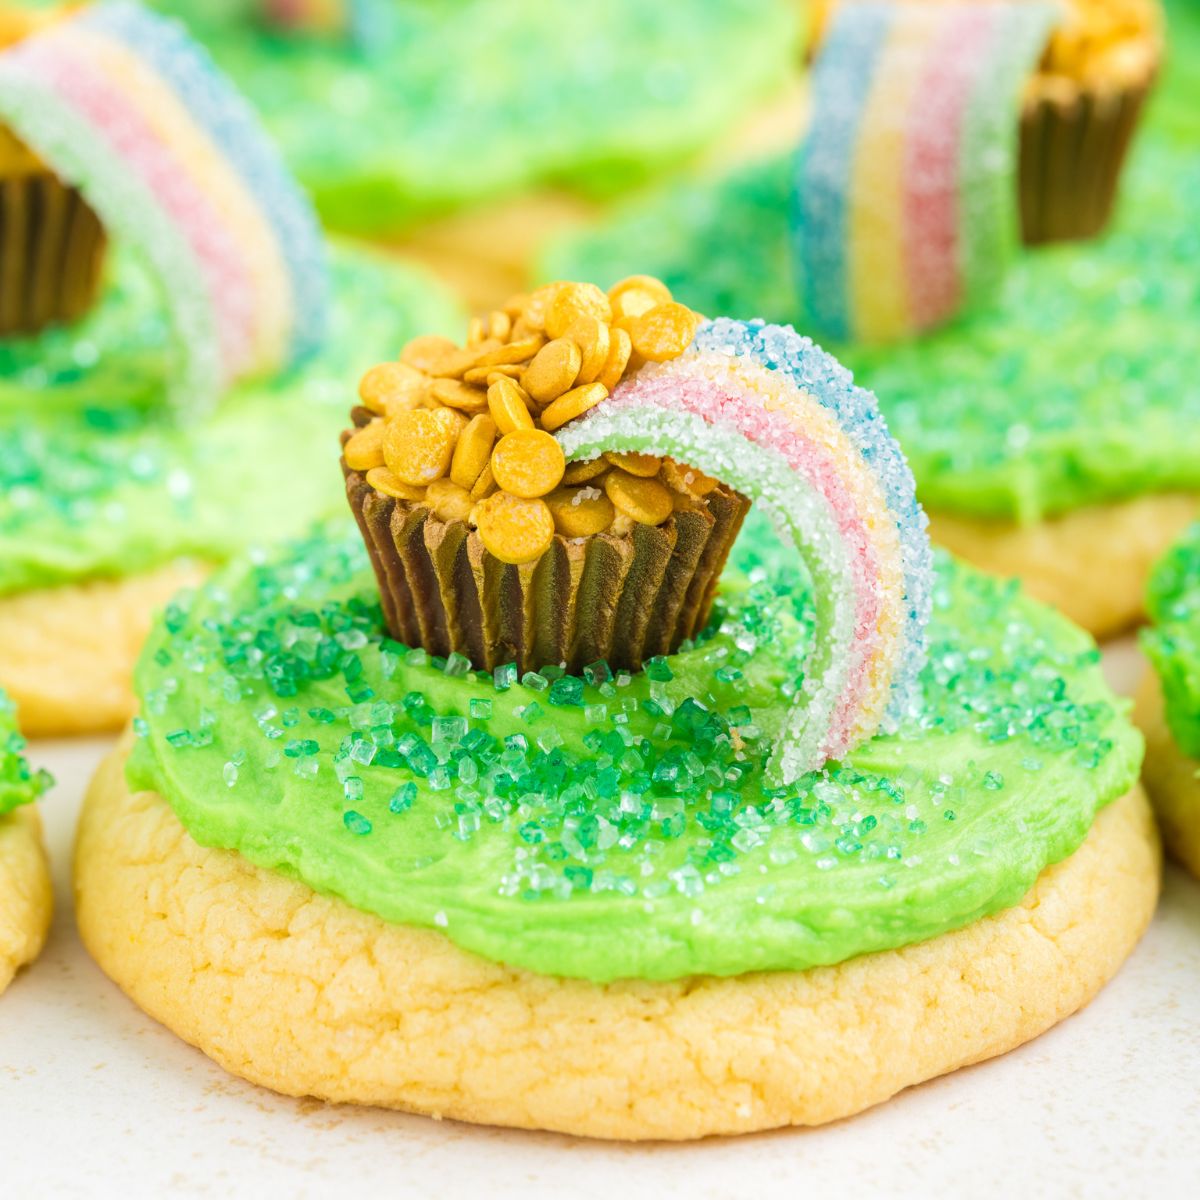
[0,163,106,335]
[342,442,751,676]
[1018,74,1153,245]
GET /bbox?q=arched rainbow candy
[556,319,932,784]
[0,2,327,415]
[794,1,1055,344]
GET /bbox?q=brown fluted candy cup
[0,128,107,336]
[342,416,750,677]
[1017,70,1155,245]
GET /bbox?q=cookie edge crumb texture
[1134,673,1200,879]
[0,806,52,997]
[75,739,1160,1140]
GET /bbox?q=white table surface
[2,638,1197,1199]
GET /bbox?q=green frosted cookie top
[540,1,1200,523]
[0,692,48,818]
[127,513,1140,982]
[154,0,800,234]
[0,243,460,598]
[1142,522,1200,759]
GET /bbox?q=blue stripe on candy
[792,3,894,344]
[692,318,932,724]
[79,2,329,364]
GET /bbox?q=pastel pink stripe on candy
[603,375,888,757]
[902,7,994,329]
[17,37,255,376]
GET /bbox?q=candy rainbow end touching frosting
[0,2,328,413]
[557,318,932,784]
[794,1,1055,344]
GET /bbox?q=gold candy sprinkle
[608,274,672,323]
[662,457,719,497]
[474,491,555,564]
[521,282,568,332]
[629,302,703,362]
[426,477,475,524]
[596,325,632,392]
[604,450,661,478]
[358,277,708,547]
[567,314,611,385]
[400,334,458,372]
[545,281,612,339]
[450,414,497,490]
[358,361,426,415]
[522,337,582,404]
[342,420,387,471]
[365,467,427,502]
[605,470,673,525]
[474,336,545,369]
[539,381,608,432]
[546,486,615,538]
[487,376,536,434]
[429,342,497,380]
[470,461,497,500]
[487,310,512,341]
[490,428,565,499]
[561,457,610,485]
[430,378,488,413]
[384,409,458,486]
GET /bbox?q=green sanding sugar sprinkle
[0,692,51,817]
[1141,520,1200,758]
[125,513,1140,984]
[0,246,462,600]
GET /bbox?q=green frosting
[0,243,461,597]
[541,0,1200,523]
[146,0,800,235]
[1142,522,1200,759]
[0,691,48,818]
[127,513,1140,982]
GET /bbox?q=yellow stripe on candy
[847,9,937,345]
[70,27,292,373]
[707,357,906,744]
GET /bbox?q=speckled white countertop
[1,638,1197,1198]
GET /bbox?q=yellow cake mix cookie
[930,493,1200,640]
[75,743,1157,1139]
[1134,522,1200,878]
[0,808,52,997]
[74,285,1160,1136]
[0,562,207,737]
[1134,678,1200,878]
[0,692,52,996]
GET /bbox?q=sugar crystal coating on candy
[0,2,328,416]
[794,1,1055,343]
[558,318,932,782]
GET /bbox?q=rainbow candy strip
[794,2,1054,344]
[0,2,328,415]
[557,319,932,784]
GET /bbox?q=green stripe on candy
[557,404,855,784]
